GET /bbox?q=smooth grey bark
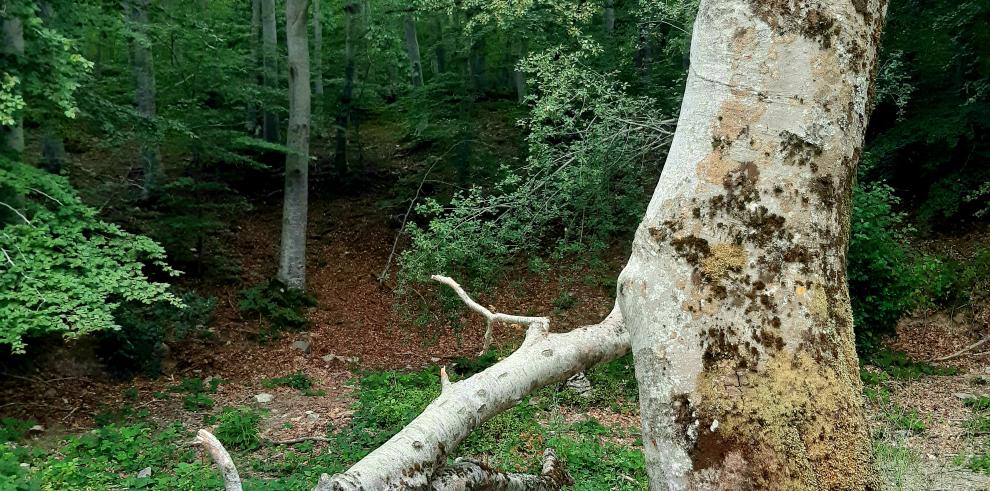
[277,0,312,290]
[312,0,324,96]
[125,0,161,200]
[512,41,526,103]
[38,1,66,172]
[333,2,358,173]
[1,16,24,154]
[402,13,423,87]
[604,0,616,35]
[261,0,280,143]
[246,0,261,134]
[616,0,888,488]
[433,15,446,74]
[40,130,66,173]
[469,38,486,94]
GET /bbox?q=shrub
[214,407,262,451]
[239,280,316,339]
[0,158,179,353]
[848,181,923,347]
[96,291,216,377]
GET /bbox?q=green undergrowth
[0,355,646,490]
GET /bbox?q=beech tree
[261,0,280,143]
[1,14,24,154]
[277,0,312,290]
[125,0,161,200]
[195,0,889,488]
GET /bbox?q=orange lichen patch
[697,151,740,185]
[694,352,871,489]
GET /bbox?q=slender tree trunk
[246,0,261,134]
[603,0,616,36]
[1,16,24,154]
[261,0,280,143]
[403,13,423,87]
[277,0,311,290]
[512,41,526,104]
[125,0,161,201]
[333,2,358,173]
[616,1,888,488]
[312,0,324,97]
[433,15,446,75]
[38,1,65,172]
[469,38,486,95]
[40,130,66,173]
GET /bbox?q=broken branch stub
[196,429,243,491]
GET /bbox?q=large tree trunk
[199,1,889,489]
[261,0,281,143]
[2,15,25,154]
[312,0,324,97]
[402,13,424,87]
[125,0,161,201]
[616,0,888,489]
[277,0,311,290]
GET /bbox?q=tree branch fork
[197,274,629,490]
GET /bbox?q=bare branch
[431,274,550,353]
[314,300,627,490]
[196,429,243,491]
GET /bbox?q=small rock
[322,353,359,364]
[44,388,57,398]
[565,372,592,397]
[254,393,274,404]
[306,411,319,422]
[955,392,976,400]
[291,340,311,354]
[430,357,441,363]
[954,312,968,324]
[137,467,152,479]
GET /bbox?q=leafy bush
[0,158,179,353]
[398,46,671,295]
[848,181,922,344]
[96,291,216,377]
[239,280,317,338]
[214,407,262,451]
[263,372,325,396]
[0,418,35,443]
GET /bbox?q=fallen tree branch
[431,274,550,353]
[428,448,572,490]
[196,429,243,491]
[311,277,628,490]
[935,335,990,362]
[267,436,332,446]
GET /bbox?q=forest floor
[2,113,990,489]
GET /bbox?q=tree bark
[604,0,616,36]
[261,0,281,143]
[333,2,358,173]
[616,0,888,489]
[312,0,324,96]
[2,16,25,154]
[277,0,311,290]
[125,0,161,201]
[246,0,261,134]
[403,13,423,87]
